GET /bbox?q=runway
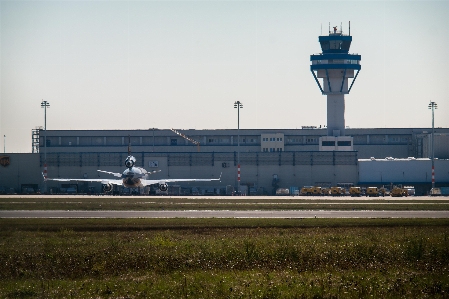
[1,210,449,218]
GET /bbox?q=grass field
[1,218,449,298]
[1,195,449,211]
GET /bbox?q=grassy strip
[2,218,449,231]
[1,196,449,211]
[2,270,448,298]
[1,219,449,298]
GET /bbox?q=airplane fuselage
[121,166,147,188]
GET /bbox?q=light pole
[234,101,243,194]
[428,101,437,190]
[41,100,50,182]
[3,135,5,153]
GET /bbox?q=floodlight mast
[40,100,50,174]
[234,101,243,195]
[40,100,50,193]
[428,101,438,190]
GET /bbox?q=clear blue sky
[1,0,448,153]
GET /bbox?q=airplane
[44,138,221,193]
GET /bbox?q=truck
[311,186,322,196]
[300,186,313,196]
[349,187,361,197]
[379,187,388,197]
[366,187,379,197]
[390,186,408,197]
[330,186,344,196]
[321,187,330,196]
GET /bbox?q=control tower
[310,23,361,151]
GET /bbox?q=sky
[1,0,448,153]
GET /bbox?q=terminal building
[1,26,448,195]
[1,127,448,195]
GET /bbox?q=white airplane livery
[45,139,221,193]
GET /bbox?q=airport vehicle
[300,186,313,195]
[349,187,361,197]
[390,186,408,197]
[321,187,331,196]
[330,186,344,196]
[300,186,329,196]
[276,188,290,196]
[311,186,322,196]
[404,186,415,196]
[429,187,449,196]
[366,187,379,197]
[45,139,221,193]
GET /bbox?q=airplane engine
[103,183,113,193]
[159,183,168,192]
[125,159,135,168]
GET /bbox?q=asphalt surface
[1,210,449,218]
[1,195,447,200]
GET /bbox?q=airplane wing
[142,173,222,186]
[45,177,123,185]
[43,173,122,185]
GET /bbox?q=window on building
[322,141,335,146]
[337,141,352,146]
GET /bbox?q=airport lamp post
[428,101,437,190]
[41,100,50,184]
[234,101,243,194]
